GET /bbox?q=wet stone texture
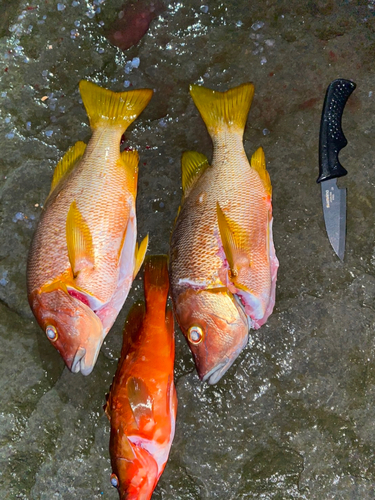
[1,0,375,498]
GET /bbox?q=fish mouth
[201,333,249,385]
[202,361,228,385]
[70,341,102,376]
[71,347,89,374]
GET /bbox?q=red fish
[105,255,177,500]
[107,0,165,51]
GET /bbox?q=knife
[317,78,356,261]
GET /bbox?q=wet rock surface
[1,0,375,498]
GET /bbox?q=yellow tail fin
[79,80,153,131]
[189,83,254,136]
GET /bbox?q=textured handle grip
[317,79,356,183]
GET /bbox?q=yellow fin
[216,203,249,279]
[216,203,237,272]
[181,151,210,197]
[133,234,149,279]
[250,147,272,196]
[121,149,139,193]
[48,141,86,197]
[79,80,153,131]
[66,201,95,277]
[189,83,254,136]
[40,280,69,295]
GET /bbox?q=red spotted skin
[106,256,177,500]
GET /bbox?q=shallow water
[1,0,375,498]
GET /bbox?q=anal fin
[133,234,149,279]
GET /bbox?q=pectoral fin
[216,203,240,274]
[133,234,149,279]
[118,422,136,460]
[66,201,95,277]
[216,203,252,289]
[127,376,154,430]
[40,280,69,295]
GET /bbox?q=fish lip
[201,332,249,385]
[202,361,227,385]
[71,347,87,374]
[70,337,104,376]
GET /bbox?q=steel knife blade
[317,79,356,261]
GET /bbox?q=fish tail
[189,83,254,136]
[79,80,153,132]
[144,255,169,308]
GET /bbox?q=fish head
[29,286,104,375]
[174,288,249,384]
[110,434,158,500]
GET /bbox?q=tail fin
[143,255,169,308]
[189,83,254,137]
[79,80,153,131]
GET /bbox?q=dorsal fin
[181,151,210,197]
[121,149,139,193]
[127,376,154,430]
[250,147,271,196]
[49,141,86,196]
[66,201,95,277]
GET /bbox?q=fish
[27,80,153,376]
[106,0,165,51]
[105,255,177,500]
[169,83,279,384]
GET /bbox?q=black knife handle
[317,79,356,183]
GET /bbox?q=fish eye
[45,325,58,342]
[187,325,203,345]
[110,473,119,488]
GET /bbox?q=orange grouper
[169,83,279,385]
[27,80,153,376]
[105,255,177,500]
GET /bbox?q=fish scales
[169,82,278,384]
[27,80,153,376]
[106,255,177,499]
[28,130,133,304]
[170,131,271,297]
